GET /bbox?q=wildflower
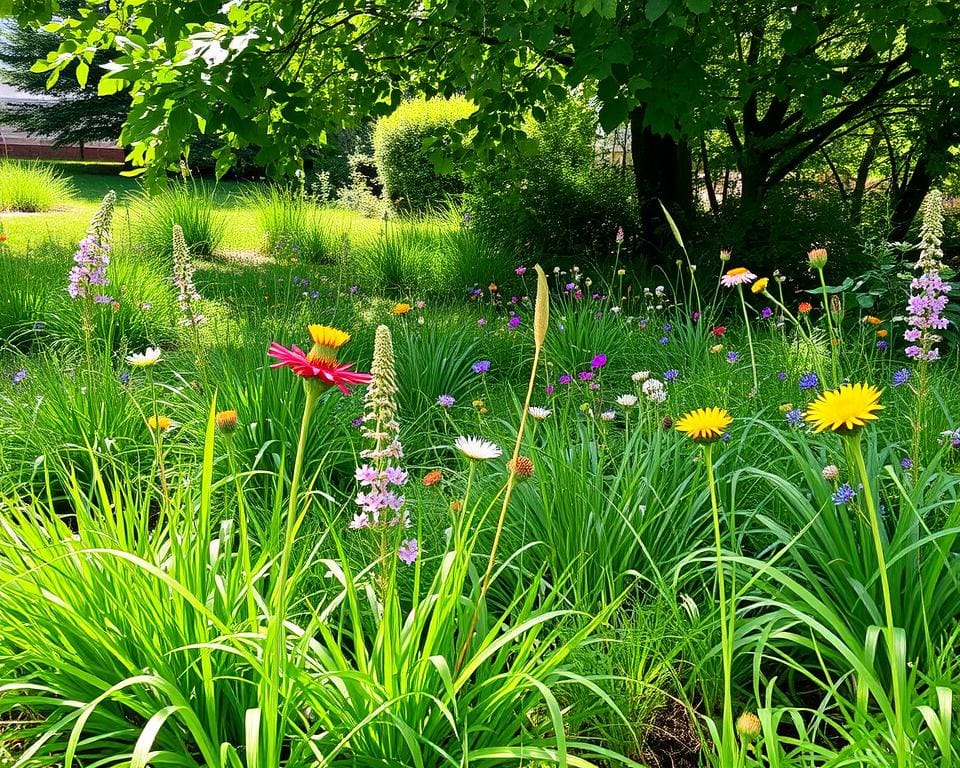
[600,410,616,421]
[471,360,491,374]
[268,325,372,396]
[215,410,238,433]
[393,303,411,315]
[488,283,498,293]
[118,372,131,384]
[807,248,828,270]
[528,406,552,419]
[832,482,856,505]
[892,369,911,387]
[720,267,756,288]
[726,351,740,364]
[68,191,115,301]
[799,372,819,391]
[675,407,733,443]
[798,301,812,314]
[865,315,882,326]
[515,266,527,275]
[126,347,162,367]
[659,336,669,345]
[642,379,667,403]
[710,344,724,354]
[876,329,888,338]
[785,409,804,426]
[590,354,607,369]
[822,464,839,481]
[437,394,456,408]
[616,226,624,244]
[415,300,425,309]
[578,371,594,382]
[719,249,731,262]
[507,455,535,478]
[558,374,573,385]
[901,457,913,470]
[779,403,794,412]
[777,371,787,381]
[508,316,521,329]
[751,277,769,294]
[422,470,442,486]
[664,369,679,382]
[147,415,174,432]
[761,307,773,319]
[11,369,27,385]
[477,318,487,327]
[736,712,761,742]
[172,224,205,326]
[397,539,419,564]
[804,383,884,434]
[616,394,638,408]
[631,371,650,383]
[455,436,502,461]
[877,340,888,351]
[710,326,726,337]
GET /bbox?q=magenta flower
[591,354,607,369]
[398,539,419,564]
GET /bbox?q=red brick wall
[0,141,124,163]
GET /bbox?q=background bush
[464,97,638,261]
[130,181,225,259]
[0,159,75,212]
[373,96,475,215]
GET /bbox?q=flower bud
[807,248,828,270]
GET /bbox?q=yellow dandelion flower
[147,415,173,432]
[804,382,883,434]
[675,407,732,443]
[751,277,769,294]
[393,303,411,316]
[308,325,351,349]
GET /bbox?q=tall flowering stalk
[68,191,116,365]
[172,224,206,327]
[904,190,951,467]
[808,249,840,386]
[721,267,759,396]
[352,324,417,584]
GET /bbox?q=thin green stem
[847,433,906,768]
[817,268,840,386]
[738,285,758,396]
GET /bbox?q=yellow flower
[147,415,173,432]
[472,399,485,408]
[675,407,732,443]
[308,325,351,349]
[804,383,883,434]
[736,712,761,741]
[393,303,411,315]
[751,277,769,294]
[710,344,724,354]
[778,403,794,413]
[215,409,238,433]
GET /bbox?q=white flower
[600,410,616,421]
[616,394,638,408]
[610,306,621,314]
[528,406,552,420]
[631,371,650,384]
[642,379,667,403]
[126,347,161,367]
[454,436,502,461]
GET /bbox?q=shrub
[464,97,638,261]
[372,97,475,214]
[130,181,225,259]
[0,160,74,211]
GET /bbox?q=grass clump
[0,160,75,212]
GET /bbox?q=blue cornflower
[785,409,804,426]
[876,340,888,351]
[471,360,491,374]
[659,336,670,345]
[832,483,856,505]
[777,371,787,381]
[11,369,27,385]
[437,394,456,407]
[663,324,673,332]
[118,371,131,384]
[892,368,911,387]
[901,457,913,470]
[726,351,740,364]
[664,369,680,382]
[799,372,819,391]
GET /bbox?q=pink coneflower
[720,267,757,288]
[268,326,371,395]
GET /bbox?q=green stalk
[705,442,737,765]
[737,285,759,396]
[226,436,257,630]
[846,432,906,767]
[817,267,840,387]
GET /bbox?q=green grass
[0,159,76,212]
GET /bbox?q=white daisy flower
[616,394,638,408]
[631,370,650,383]
[600,410,616,421]
[528,406,552,420]
[454,436,502,461]
[126,347,162,367]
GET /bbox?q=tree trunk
[888,156,932,242]
[630,106,693,252]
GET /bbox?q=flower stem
[847,433,906,767]
[738,285,759,396]
[817,268,840,387]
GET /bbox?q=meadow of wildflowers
[0,186,958,768]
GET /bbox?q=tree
[17,0,959,240]
[0,1,127,146]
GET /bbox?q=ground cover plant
[0,162,958,768]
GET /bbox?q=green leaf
[75,60,89,88]
[598,99,630,132]
[645,0,671,22]
[684,0,711,13]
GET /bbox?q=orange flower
[450,500,462,512]
[876,329,888,339]
[488,283,498,293]
[865,315,882,325]
[798,301,813,314]
[393,303,411,315]
[422,470,442,487]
